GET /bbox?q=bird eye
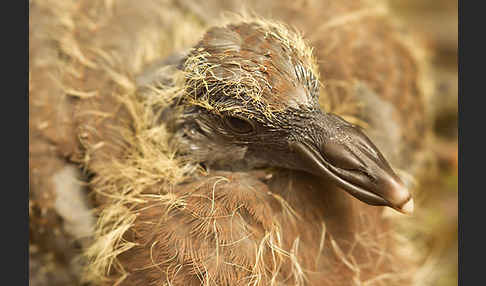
[224,115,254,134]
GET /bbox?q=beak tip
[398,198,414,215]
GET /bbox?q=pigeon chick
[90,19,419,285]
[29,1,427,285]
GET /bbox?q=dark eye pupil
[226,116,253,133]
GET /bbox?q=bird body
[29,1,430,285]
[116,170,402,285]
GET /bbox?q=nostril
[358,169,376,183]
[320,142,363,171]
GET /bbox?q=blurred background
[388,1,458,285]
[29,0,458,285]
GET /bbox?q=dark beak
[290,114,413,214]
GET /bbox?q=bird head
[171,20,413,214]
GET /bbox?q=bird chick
[69,12,425,285]
[168,21,413,214]
[30,1,427,285]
